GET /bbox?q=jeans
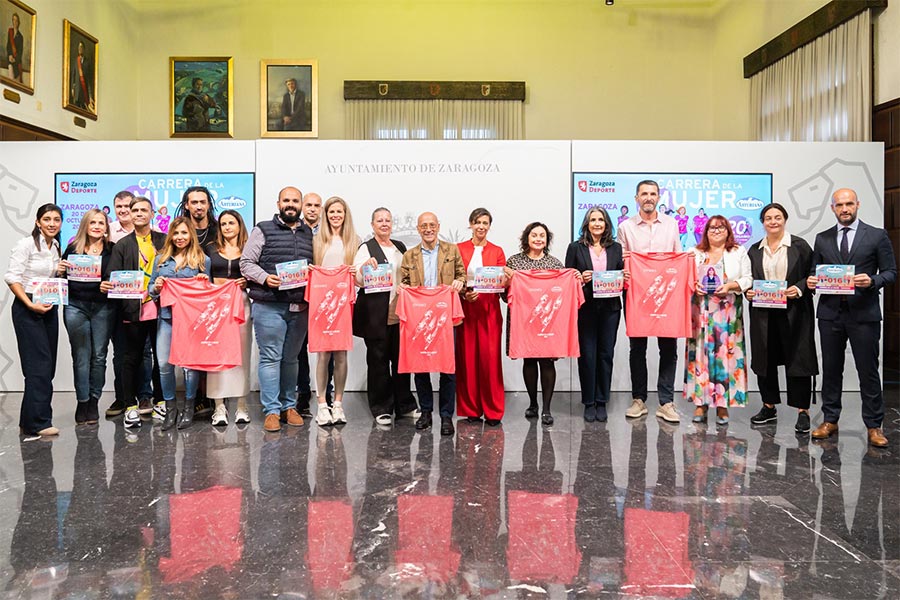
[576,305,620,406]
[63,299,114,402]
[156,317,200,403]
[628,336,678,405]
[253,302,308,416]
[12,299,58,434]
[415,373,456,419]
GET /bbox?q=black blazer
[106,230,167,323]
[809,221,896,322]
[564,240,624,311]
[746,235,818,377]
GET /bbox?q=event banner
[572,173,772,248]
[54,172,255,246]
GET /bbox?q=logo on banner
[60,181,69,193]
[218,195,247,210]
[578,180,588,192]
[737,196,765,210]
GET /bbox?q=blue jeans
[415,373,456,419]
[156,317,200,402]
[253,302,308,416]
[63,299,114,402]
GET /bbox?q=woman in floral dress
[685,215,752,425]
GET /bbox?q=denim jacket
[148,256,212,319]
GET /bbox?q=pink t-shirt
[624,252,696,338]
[396,285,464,374]
[304,265,355,352]
[507,269,584,359]
[160,278,245,371]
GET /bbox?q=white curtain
[750,10,871,141]
[346,99,523,140]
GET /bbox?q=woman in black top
[58,209,115,425]
[205,210,252,426]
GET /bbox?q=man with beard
[181,77,218,132]
[240,186,314,432]
[175,186,218,250]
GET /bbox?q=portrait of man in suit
[262,61,317,138]
[281,77,307,131]
[805,187,897,447]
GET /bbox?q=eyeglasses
[708,226,727,232]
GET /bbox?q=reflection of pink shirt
[617,213,682,252]
[507,269,584,359]
[397,285,464,373]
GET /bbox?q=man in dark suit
[806,188,896,447]
[281,78,307,131]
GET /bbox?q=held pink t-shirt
[304,265,355,352]
[396,285,464,374]
[507,269,584,359]
[624,252,696,338]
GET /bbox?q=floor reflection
[0,388,897,598]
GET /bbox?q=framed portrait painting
[260,59,317,138]
[62,19,98,119]
[1,0,36,95]
[170,56,233,138]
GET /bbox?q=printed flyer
[276,260,309,290]
[592,270,624,298]
[31,278,69,305]
[67,254,103,282]
[699,262,724,293]
[108,270,145,299]
[473,266,504,293]
[816,264,855,295]
[751,279,787,309]
[363,263,393,294]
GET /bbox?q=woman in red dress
[455,208,507,425]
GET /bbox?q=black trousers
[819,315,884,429]
[121,320,162,407]
[628,336,678,405]
[12,299,58,434]
[757,312,812,410]
[364,324,417,418]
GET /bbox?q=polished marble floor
[0,387,897,599]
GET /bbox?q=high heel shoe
[541,413,554,426]
[715,408,729,425]
[177,399,195,430]
[161,401,178,431]
[692,407,708,423]
[525,404,539,419]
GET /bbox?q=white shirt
[109,220,134,243]
[321,238,345,267]
[5,236,61,294]
[835,219,859,255]
[354,241,405,325]
[466,246,484,286]
[759,233,792,281]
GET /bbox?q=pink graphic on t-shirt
[305,265,355,352]
[508,269,584,359]
[397,285,464,374]
[625,252,696,338]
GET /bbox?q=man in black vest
[805,188,896,447]
[240,186,314,433]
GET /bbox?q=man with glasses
[616,180,683,424]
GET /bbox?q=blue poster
[572,173,772,248]
[54,172,255,246]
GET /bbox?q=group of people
[4,181,895,447]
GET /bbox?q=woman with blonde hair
[58,208,115,425]
[312,196,360,426]
[148,217,211,430]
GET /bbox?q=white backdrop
[0,140,884,394]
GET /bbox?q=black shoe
[177,400,195,430]
[795,412,811,434]
[161,402,178,431]
[465,416,483,423]
[299,407,313,419]
[525,404,539,419]
[84,398,100,424]
[541,413,554,426]
[584,403,597,423]
[415,412,432,430]
[485,419,502,427]
[440,417,455,436]
[595,403,608,422]
[105,399,126,417]
[193,397,212,419]
[750,405,778,425]
[75,402,88,425]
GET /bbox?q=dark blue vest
[247,215,314,304]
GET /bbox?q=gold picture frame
[170,56,233,138]
[0,0,36,95]
[62,19,98,120]
[260,59,318,138]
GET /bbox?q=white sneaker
[331,403,346,425]
[124,405,141,428]
[625,399,648,419]
[234,403,250,424]
[211,405,228,426]
[152,401,166,421]
[316,405,333,427]
[399,408,421,420]
[656,402,681,423]
[375,414,392,426]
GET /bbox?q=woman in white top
[4,204,64,437]
[312,196,361,426]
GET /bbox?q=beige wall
[874,1,900,106]
[2,0,897,141]
[0,0,138,139]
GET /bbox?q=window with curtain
[346,99,523,140]
[750,10,871,142]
